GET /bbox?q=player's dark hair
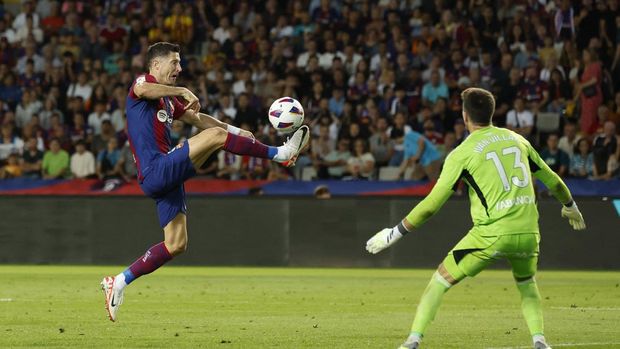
[146,42,180,70]
[461,87,495,126]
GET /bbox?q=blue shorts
[140,142,196,227]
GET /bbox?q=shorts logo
[157,110,172,123]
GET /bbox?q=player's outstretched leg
[101,213,186,321]
[515,277,550,349]
[399,263,463,349]
[187,126,310,169]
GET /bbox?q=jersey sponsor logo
[491,250,536,258]
[157,109,172,124]
[495,195,536,211]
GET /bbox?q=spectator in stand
[576,49,603,136]
[399,130,441,180]
[0,153,22,179]
[0,73,23,109]
[506,97,535,141]
[368,117,393,167]
[422,70,449,106]
[540,133,570,177]
[234,93,260,132]
[312,123,335,162]
[40,1,65,36]
[592,121,620,180]
[13,1,40,31]
[554,0,576,41]
[547,69,572,113]
[217,152,242,180]
[569,138,594,178]
[21,137,42,178]
[15,90,42,129]
[96,137,122,180]
[88,101,111,135]
[39,97,63,130]
[240,156,269,180]
[315,137,351,179]
[66,72,93,101]
[164,3,193,46]
[70,140,95,179]
[0,124,23,162]
[387,112,412,166]
[519,66,549,113]
[14,14,44,44]
[558,122,581,157]
[42,138,69,179]
[99,12,127,52]
[422,119,444,145]
[346,139,375,180]
[69,112,92,145]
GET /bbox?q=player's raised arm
[132,78,200,113]
[366,151,464,254]
[525,139,586,230]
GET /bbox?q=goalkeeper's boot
[534,341,552,349]
[276,125,310,167]
[398,337,420,349]
[101,276,124,322]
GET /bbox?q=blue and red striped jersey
[125,74,186,180]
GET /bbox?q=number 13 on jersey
[486,146,529,192]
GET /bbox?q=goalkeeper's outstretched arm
[366,153,461,254]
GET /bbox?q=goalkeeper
[366,88,586,349]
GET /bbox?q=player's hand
[561,203,586,230]
[366,228,403,254]
[179,88,200,113]
[239,129,255,139]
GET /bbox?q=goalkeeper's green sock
[516,277,544,337]
[410,272,452,335]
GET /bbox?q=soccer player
[101,42,310,321]
[366,88,586,349]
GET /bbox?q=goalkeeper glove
[366,223,410,254]
[561,201,586,230]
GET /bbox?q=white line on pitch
[551,306,620,311]
[0,298,13,302]
[486,342,620,349]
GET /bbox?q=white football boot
[101,276,124,322]
[276,125,310,167]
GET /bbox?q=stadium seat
[378,167,401,180]
[536,112,561,133]
[301,167,317,181]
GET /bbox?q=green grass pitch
[1,266,619,349]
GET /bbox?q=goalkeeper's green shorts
[442,230,540,281]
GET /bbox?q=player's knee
[202,126,227,143]
[514,275,535,284]
[437,263,461,286]
[166,240,188,256]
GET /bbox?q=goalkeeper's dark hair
[146,42,180,70]
[461,87,495,126]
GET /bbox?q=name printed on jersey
[473,133,517,153]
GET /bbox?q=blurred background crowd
[0,0,619,183]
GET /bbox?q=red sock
[223,133,277,159]
[126,242,173,283]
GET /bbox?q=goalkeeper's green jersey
[406,126,571,237]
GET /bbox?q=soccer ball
[268,97,304,134]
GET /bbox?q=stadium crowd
[0,0,619,183]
